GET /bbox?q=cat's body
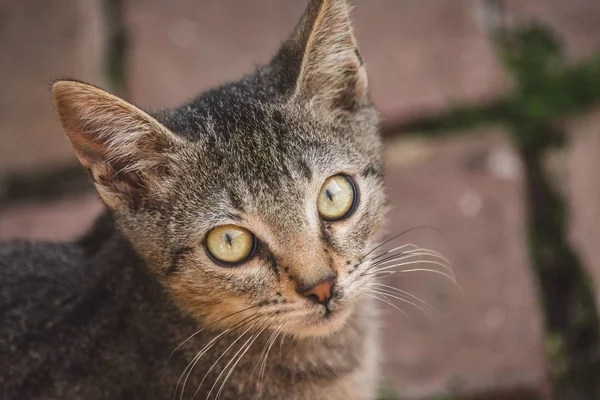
[1,215,378,399]
[1,1,386,399]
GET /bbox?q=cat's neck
[77,209,118,256]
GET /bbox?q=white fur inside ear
[52,80,182,208]
[53,81,180,171]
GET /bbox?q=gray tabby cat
[0,0,387,398]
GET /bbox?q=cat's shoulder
[0,240,85,275]
[0,240,88,302]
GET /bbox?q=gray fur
[0,0,386,398]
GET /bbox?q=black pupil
[225,233,232,246]
[326,189,334,201]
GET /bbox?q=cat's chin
[291,305,354,339]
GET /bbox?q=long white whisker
[370,282,437,311]
[351,243,419,272]
[192,320,260,399]
[362,226,443,261]
[164,304,261,371]
[259,325,285,386]
[404,247,449,262]
[367,259,455,280]
[368,243,420,262]
[364,293,413,322]
[366,253,454,279]
[368,264,451,279]
[367,268,464,293]
[251,329,277,379]
[176,327,235,400]
[368,288,431,316]
[278,331,288,363]
[177,313,260,400]
[212,324,270,400]
[371,244,449,264]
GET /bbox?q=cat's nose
[299,277,336,306]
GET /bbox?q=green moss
[545,333,567,376]
[102,0,127,96]
[377,383,401,400]
[386,26,600,140]
[388,20,600,398]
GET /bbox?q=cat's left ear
[52,80,182,210]
[273,0,368,113]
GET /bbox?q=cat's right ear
[272,0,369,114]
[52,80,182,210]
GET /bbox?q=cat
[0,0,387,398]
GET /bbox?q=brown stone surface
[125,0,508,122]
[124,0,307,110]
[0,0,105,174]
[0,193,103,241]
[125,0,600,125]
[353,0,508,123]
[568,109,600,310]
[380,132,547,399]
[504,0,600,62]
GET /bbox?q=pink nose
[301,277,336,305]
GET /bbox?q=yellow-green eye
[317,175,358,221]
[205,225,257,265]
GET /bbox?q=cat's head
[52,0,385,338]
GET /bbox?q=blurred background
[1,0,600,399]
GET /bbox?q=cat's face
[150,98,384,338]
[53,0,385,337]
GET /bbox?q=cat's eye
[205,225,257,265]
[317,175,358,221]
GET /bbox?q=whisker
[212,324,270,400]
[364,293,413,322]
[250,329,277,379]
[368,243,420,263]
[252,324,282,382]
[377,246,451,268]
[175,328,232,400]
[191,317,266,399]
[164,304,261,370]
[366,259,456,281]
[368,270,397,277]
[351,227,444,272]
[367,288,431,316]
[374,243,447,258]
[363,226,443,260]
[370,282,437,311]
[176,313,260,400]
[365,252,454,279]
[259,325,285,386]
[366,263,451,279]
[218,325,270,400]
[278,331,288,363]
[205,328,259,400]
[366,267,464,293]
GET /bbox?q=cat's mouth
[292,301,354,338]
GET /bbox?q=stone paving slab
[504,0,600,62]
[380,131,547,399]
[352,0,508,124]
[124,0,307,110]
[568,109,600,313]
[124,0,508,123]
[0,0,105,174]
[125,0,600,126]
